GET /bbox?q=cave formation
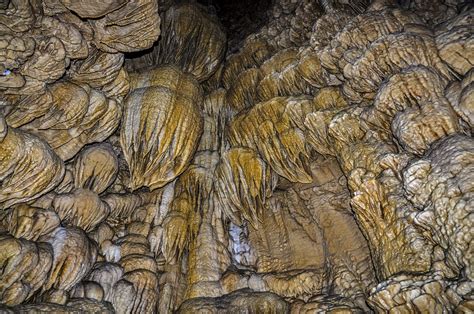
[0,0,473,312]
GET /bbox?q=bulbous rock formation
[125,3,226,82]
[0,234,53,306]
[41,227,97,303]
[216,147,277,226]
[229,96,316,183]
[0,0,472,313]
[5,204,60,241]
[0,116,64,209]
[90,0,160,53]
[120,66,203,190]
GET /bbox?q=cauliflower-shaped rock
[6,204,60,241]
[229,96,316,183]
[128,3,225,82]
[41,227,97,302]
[90,0,160,53]
[73,143,118,194]
[404,135,474,280]
[0,116,64,209]
[0,234,53,306]
[52,188,111,232]
[69,48,124,89]
[216,147,277,226]
[120,66,203,190]
[60,0,127,18]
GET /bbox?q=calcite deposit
[0,0,472,313]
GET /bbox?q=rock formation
[0,0,472,312]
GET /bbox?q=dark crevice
[197,0,273,51]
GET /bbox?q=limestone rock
[0,117,64,209]
[0,0,472,312]
[20,36,67,85]
[69,49,124,89]
[37,16,89,60]
[60,0,126,19]
[90,0,160,53]
[52,188,110,232]
[343,32,455,102]
[73,144,119,194]
[12,299,114,313]
[319,9,423,75]
[216,147,277,225]
[40,227,97,302]
[153,3,226,82]
[120,66,203,190]
[178,289,289,313]
[229,96,316,183]
[404,135,474,280]
[8,82,122,160]
[222,38,275,89]
[0,234,53,306]
[225,68,262,112]
[0,35,35,74]
[445,68,474,129]
[5,204,60,241]
[0,0,36,33]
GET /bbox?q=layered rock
[0,0,472,313]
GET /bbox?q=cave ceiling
[0,0,473,313]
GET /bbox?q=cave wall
[0,0,473,313]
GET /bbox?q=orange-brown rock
[0,117,64,209]
[120,66,203,190]
[0,1,472,312]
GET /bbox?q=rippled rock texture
[0,0,472,312]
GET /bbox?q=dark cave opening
[196,0,273,49]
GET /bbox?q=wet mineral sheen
[0,0,472,313]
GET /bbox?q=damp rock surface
[0,0,472,313]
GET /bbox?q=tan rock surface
[0,234,53,305]
[216,147,277,226]
[5,204,60,241]
[0,1,472,312]
[121,66,203,190]
[0,117,64,209]
[90,0,160,53]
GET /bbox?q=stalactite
[0,0,472,312]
